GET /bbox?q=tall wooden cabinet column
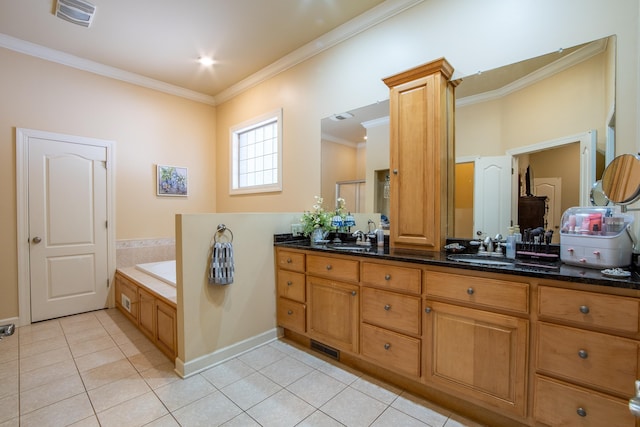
[383,58,457,250]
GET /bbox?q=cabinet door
[423,300,528,417]
[155,298,177,360]
[138,287,156,341]
[307,275,359,353]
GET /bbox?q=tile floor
[0,308,484,427]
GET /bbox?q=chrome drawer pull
[579,305,590,314]
[425,307,432,313]
[351,291,357,296]
[385,274,391,281]
[326,265,332,270]
[576,407,587,417]
[467,287,474,295]
[286,258,292,263]
[578,349,588,359]
[384,304,391,311]
[384,343,391,350]
[287,310,293,315]
[287,281,293,286]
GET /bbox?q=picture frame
[157,165,188,196]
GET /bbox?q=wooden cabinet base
[114,271,177,361]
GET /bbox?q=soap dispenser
[376,223,384,248]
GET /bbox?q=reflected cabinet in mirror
[321,35,616,243]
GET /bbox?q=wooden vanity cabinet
[360,261,422,378]
[533,285,640,426]
[275,249,307,334]
[423,270,529,417]
[383,58,456,251]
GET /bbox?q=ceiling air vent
[55,0,96,27]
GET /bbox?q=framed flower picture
[157,165,188,196]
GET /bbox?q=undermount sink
[447,254,515,266]
[327,244,369,251]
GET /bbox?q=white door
[534,177,562,243]
[28,136,110,322]
[474,156,512,238]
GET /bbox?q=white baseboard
[174,328,280,378]
[0,317,19,328]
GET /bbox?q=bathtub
[135,260,176,287]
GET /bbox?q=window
[230,109,282,194]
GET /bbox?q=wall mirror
[321,35,616,242]
[601,153,640,206]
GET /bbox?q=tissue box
[560,207,634,268]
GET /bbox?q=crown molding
[321,132,360,148]
[0,0,423,106]
[456,38,608,108]
[362,116,390,129]
[0,33,217,105]
[213,0,424,105]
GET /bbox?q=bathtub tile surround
[116,238,175,269]
[0,308,483,427]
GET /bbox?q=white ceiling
[0,0,423,104]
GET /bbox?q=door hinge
[105,220,108,229]
[107,278,110,288]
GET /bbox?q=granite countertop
[274,237,640,291]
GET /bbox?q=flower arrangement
[301,196,333,236]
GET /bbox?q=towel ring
[215,224,234,243]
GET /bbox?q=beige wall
[0,48,216,320]
[529,144,581,214]
[214,0,639,214]
[320,140,358,209]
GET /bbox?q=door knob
[32,236,42,244]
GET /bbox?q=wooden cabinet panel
[155,298,177,359]
[276,250,305,273]
[115,273,138,323]
[307,255,359,283]
[533,375,636,427]
[307,275,359,353]
[538,286,640,334]
[384,58,455,251]
[277,270,305,303]
[361,323,420,378]
[536,322,639,397]
[423,300,528,416]
[277,297,306,334]
[362,287,420,335]
[138,287,155,340]
[361,262,421,295]
[425,271,528,314]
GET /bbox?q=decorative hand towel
[209,241,234,285]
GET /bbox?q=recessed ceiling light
[198,56,215,66]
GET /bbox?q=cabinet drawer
[307,255,359,283]
[533,375,636,427]
[536,322,639,396]
[362,287,421,335]
[538,286,640,334]
[361,262,421,295]
[361,323,420,377]
[276,250,306,273]
[277,270,305,302]
[425,271,528,314]
[277,297,306,333]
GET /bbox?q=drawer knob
[384,304,391,311]
[568,248,575,253]
[579,258,587,263]
[593,250,601,257]
[351,291,357,296]
[385,274,391,281]
[287,281,293,286]
[576,407,587,417]
[467,287,475,295]
[384,343,391,350]
[579,305,590,314]
[425,307,432,313]
[286,258,292,263]
[578,349,588,359]
[326,265,332,270]
[287,310,293,315]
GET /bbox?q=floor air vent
[310,340,340,360]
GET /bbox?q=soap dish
[601,268,631,278]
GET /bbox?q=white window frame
[229,109,283,195]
